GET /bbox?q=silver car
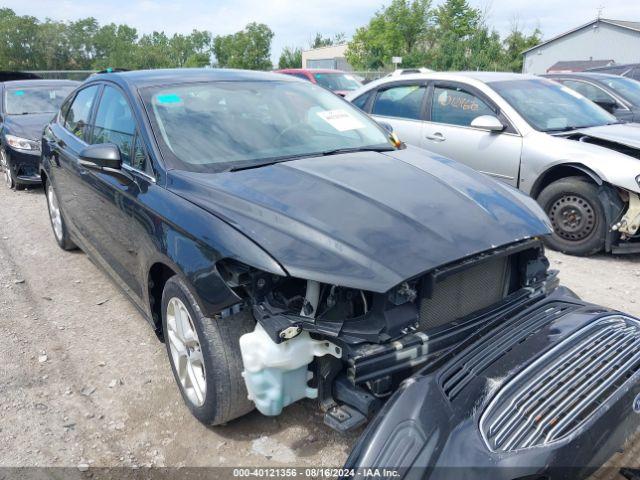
[346,72,640,256]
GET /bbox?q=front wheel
[1,149,15,190]
[537,177,606,256]
[161,275,255,425]
[45,179,77,250]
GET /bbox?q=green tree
[278,46,302,68]
[429,0,482,71]
[213,22,274,70]
[92,23,139,69]
[345,0,434,70]
[502,24,542,72]
[309,32,346,49]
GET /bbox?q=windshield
[143,80,391,173]
[313,72,362,92]
[5,85,75,115]
[490,78,617,132]
[600,76,640,106]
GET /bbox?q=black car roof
[2,79,80,88]
[92,68,298,89]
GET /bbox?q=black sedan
[545,72,640,122]
[0,79,78,189]
[41,69,640,478]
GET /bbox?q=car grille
[438,301,579,400]
[480,315,640,452]
[419,256,510,331]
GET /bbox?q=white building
[301,44,353,71]
[522,18,640,74]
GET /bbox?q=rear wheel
[161,275,255,425]
[45,179,76,250]
[537,177,606,256]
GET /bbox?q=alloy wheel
[166,297,207,407]
[47,184,64,242]
[548,194,596,242]
[1,150,12,189]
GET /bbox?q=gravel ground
[0,184,639,477]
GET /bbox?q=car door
[77,83,148,302]
[48,84,101,235]
[368,81,428,146]
[556,79,634,122]
[423,82,522,187]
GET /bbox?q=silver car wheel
[166,297,207,407]
[1,150,12,188]
[47,183,64,242]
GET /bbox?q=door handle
[426,132,445,142]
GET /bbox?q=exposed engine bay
[218,238,559,431]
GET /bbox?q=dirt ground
[1,184,639,476]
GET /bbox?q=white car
[346,72,640,256]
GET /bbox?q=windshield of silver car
[5,86,75,115]
[143,80,391,172]
[490,78,618,132]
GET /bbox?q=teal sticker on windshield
[156,93,182,104]
[14,90,24,96]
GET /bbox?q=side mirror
[470,115,505,132]
[376,120,395,134]
[79,143,121,170]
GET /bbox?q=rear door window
[64,85,100,140]
[372,84,426,120]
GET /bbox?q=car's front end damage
[540,123,640,254]
[169,146,640,478]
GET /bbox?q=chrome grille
[480,315,640,452]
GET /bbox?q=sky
[2,0,638,63]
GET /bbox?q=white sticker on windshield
[316,109,365,131]
[560,86,586,100]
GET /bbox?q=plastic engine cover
[239,323,341,416]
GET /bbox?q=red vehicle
[274,68,362,96]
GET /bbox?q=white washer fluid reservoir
[239,323,341,416]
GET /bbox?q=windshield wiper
[227,146,396,172]
[318,145,396,156]
[227,153,321,172]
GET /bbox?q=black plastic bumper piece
[344,288,640,480]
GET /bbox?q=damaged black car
[40,69,640,479]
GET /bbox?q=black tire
[161,275,255,425]
[537,177,606,256]
[44,178,77,251]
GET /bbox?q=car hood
[571,122,640,149]
[2,112,55,141]
[167,146,551,292]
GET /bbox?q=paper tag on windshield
[316,109,365,131]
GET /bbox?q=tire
[1,148,15,190]
[537,176,606,256]
[161,275,255,425]
[44,179,77,251]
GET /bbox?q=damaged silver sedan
[347,72,640,255]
